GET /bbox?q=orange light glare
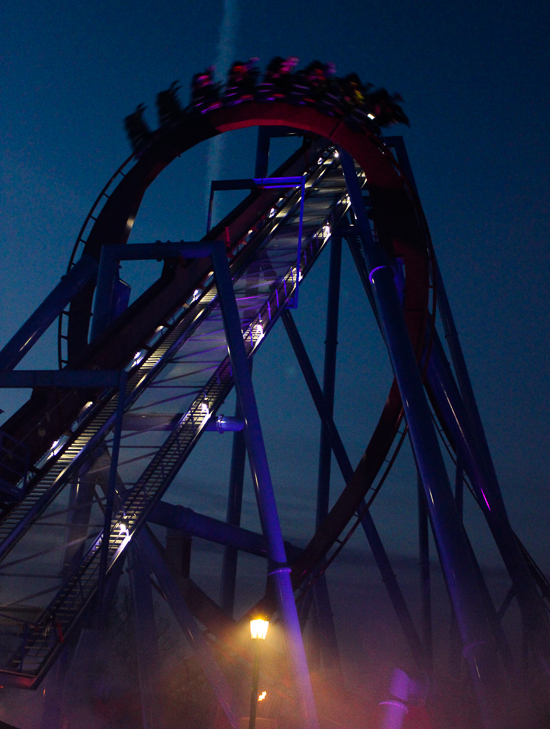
[258,691,267,701]
[250,618,269,640]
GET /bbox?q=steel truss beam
[148,499,302,561]
[211,241,320,729]
[2,88,546,729]
[340,148,509,728]
[426,331,550,672]
[313,228,343,676]
[220,394,248,616]
[0,255,98,372]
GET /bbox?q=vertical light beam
[205,0,239,221]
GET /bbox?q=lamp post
[249,617,269,729]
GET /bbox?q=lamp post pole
[249,618,268,729]
[249,641,262,729]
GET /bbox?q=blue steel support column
[455,457,464,520]
[314,230,343,675]
[0,255,98,371]
[344,231,379,322]
[434,266,499,492]
[317,229,342,526]
[311,578,340,676]
[427,333,550,673]
[340,149,504,727]
[210,242,319,729]
[370,266,503,726]
[220,363,252,617]
[417,473,433,668]
[149,500,302,562]
[91,242,214,340]
[449,456,463,677]
[382,136,420,196]
[434,281,544,682]
[129,544,160,729]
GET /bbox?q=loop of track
[0,101,434,685]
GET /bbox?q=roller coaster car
[316,86,346,119]
[367,88,410,128]
[344,110,372,135]
[287,74,313,106]
[223,85,254,106]
[254,81,282,103]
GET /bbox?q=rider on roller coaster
[190,67,221,111]
[124,58,409,154]
[156,81,183,127]
[224,58,260,104]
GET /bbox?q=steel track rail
[0,146,333,566]
[0,101,435,688]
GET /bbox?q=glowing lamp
[249,618,268,729]
[254,323,264,341]
[250,618,269,640]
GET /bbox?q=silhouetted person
[225,58,259,101]
[340,73,372,113]
[264,56,298,97]
[123,103,153,153]
[366,88,410,127]
[156,81,182,126]
[303,60,331,101]
[190,67,220,110]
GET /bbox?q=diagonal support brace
[281,309,426,670]
[137,528,239,729]
[210,242,319,729]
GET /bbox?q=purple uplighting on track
[480,488,491,511]
[369,265,387,282]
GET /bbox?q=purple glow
[480,489,491,511]
[369,265,387,283]
[267,566,291,576]
[379,701,408,710]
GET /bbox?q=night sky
[2,0,550,584]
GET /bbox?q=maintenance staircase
[0,144,360,684]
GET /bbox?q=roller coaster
[0,59,549,729]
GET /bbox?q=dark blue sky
[1,0,550,572]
